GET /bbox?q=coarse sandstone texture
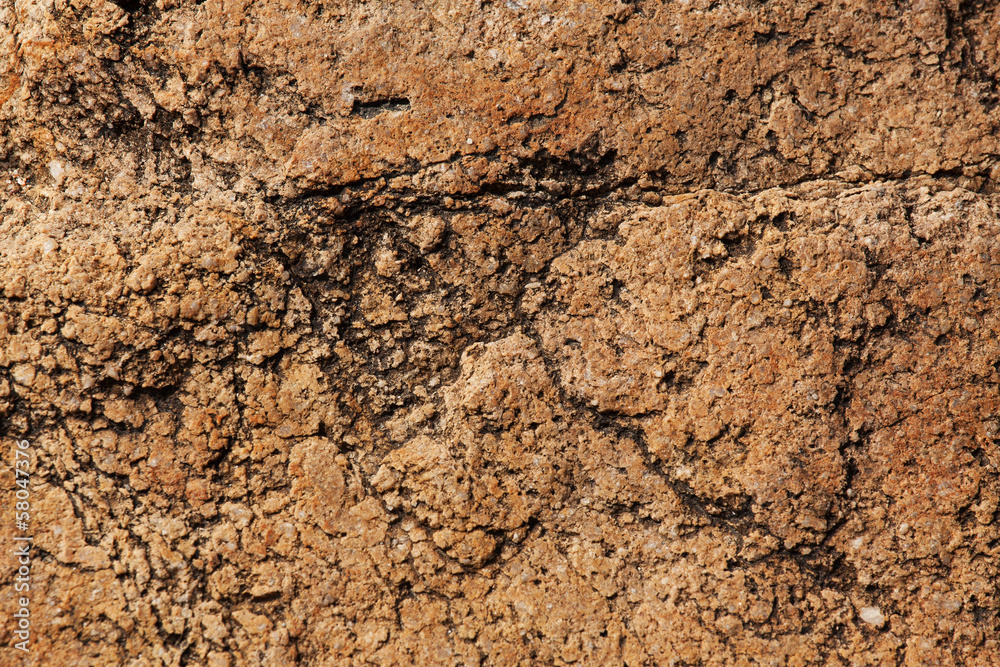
[1,0,1000,665]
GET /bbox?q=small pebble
[859,606,885,627]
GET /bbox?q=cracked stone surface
[1,0,999,665]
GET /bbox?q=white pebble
[859,606,885,627]
[49,159,65,181]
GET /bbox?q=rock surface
[1,1,999,665]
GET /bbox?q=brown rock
[2,1,999,665]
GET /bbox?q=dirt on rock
[1,1,999,665]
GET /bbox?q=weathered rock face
[1,1,999,665]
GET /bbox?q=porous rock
[1,1,999,665]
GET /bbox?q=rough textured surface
[1,0,999,665]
